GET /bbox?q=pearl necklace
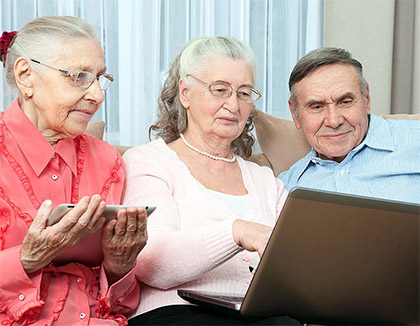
[180,133,236,163]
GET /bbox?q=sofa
[87,110,420,177]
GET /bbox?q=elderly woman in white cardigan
[123,37,300,326]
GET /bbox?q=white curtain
[1,0,323,146]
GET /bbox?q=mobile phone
[47,204,156,226]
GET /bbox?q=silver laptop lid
[241,187,419,325]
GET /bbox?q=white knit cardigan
[123,139,288,316]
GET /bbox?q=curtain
[391,0,420,115]
[323,0,420,115]
[0,0,118,126]
[1,0,323,146]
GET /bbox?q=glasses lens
[209,83,232,98]
[237,87,260,102]
[99,75,114,91]
[74,71,96,88]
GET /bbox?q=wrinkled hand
[232,220,273,257]
[21,195,106,273]
[102,207,148,284]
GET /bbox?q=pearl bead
[180,133,236,163]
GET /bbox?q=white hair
[4,16,98,87]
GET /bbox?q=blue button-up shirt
[278,114,420,204]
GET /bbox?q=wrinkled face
[179,56,255,142]
[290,63,370,162]
[31,38,106,138]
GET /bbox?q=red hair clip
[0,31,18,67]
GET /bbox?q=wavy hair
[149,36,258,158]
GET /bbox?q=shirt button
[52,154,56,159]
[80,313,86,319]
[340,169,345,175]
[311,159,317,164]
[52,174,58,180]
[19,294,25,300]
[76,277,83,284]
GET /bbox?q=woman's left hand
[102,207,148,284]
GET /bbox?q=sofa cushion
[86,112,420,174]
[85,121,131,156]
[254,110,310,176]
[254,109,420,176]
[85,120,105,139]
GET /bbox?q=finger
[30,199,53,231]
[87,200,106,231]
[125,207,138,233]
[137,207,147,219]
[76,194,103,229]
[114,209,128,237]
[102,218,117,244]
[136,208,147,234]
[53,196,90,232]
[135,208,148,252]
[90,215,106,234]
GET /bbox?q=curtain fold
[1,0,323,146]
[116,0,323,145]
[391,0,420,114]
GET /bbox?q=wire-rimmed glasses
[30,59,114,91]
[187,74,261,103]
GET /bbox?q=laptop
[178,187,419,325]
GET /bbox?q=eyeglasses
[30,59,114,91]
[187,74,261,103]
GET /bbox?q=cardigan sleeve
[123,146,243,290]
[275,177,289,218]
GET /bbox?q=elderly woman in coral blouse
[0,16,147,325]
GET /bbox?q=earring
[23,90,33,100]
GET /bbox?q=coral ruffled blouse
[0,99,139,325]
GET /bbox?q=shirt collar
[294,149,318,180]
[294,114,395,180]
[4,99,78,176]
[357,114,395,152]
[55,137,78,176]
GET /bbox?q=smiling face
[179,56,255,143]
[290,63,370,162]
[30,37,106,139]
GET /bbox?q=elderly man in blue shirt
[278,47,420,204]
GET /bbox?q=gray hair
[150,36,258,158]
[4,16,98,88]
[289,47,368,115]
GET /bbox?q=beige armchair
[87,111,420,177]
[253,110,420,176]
